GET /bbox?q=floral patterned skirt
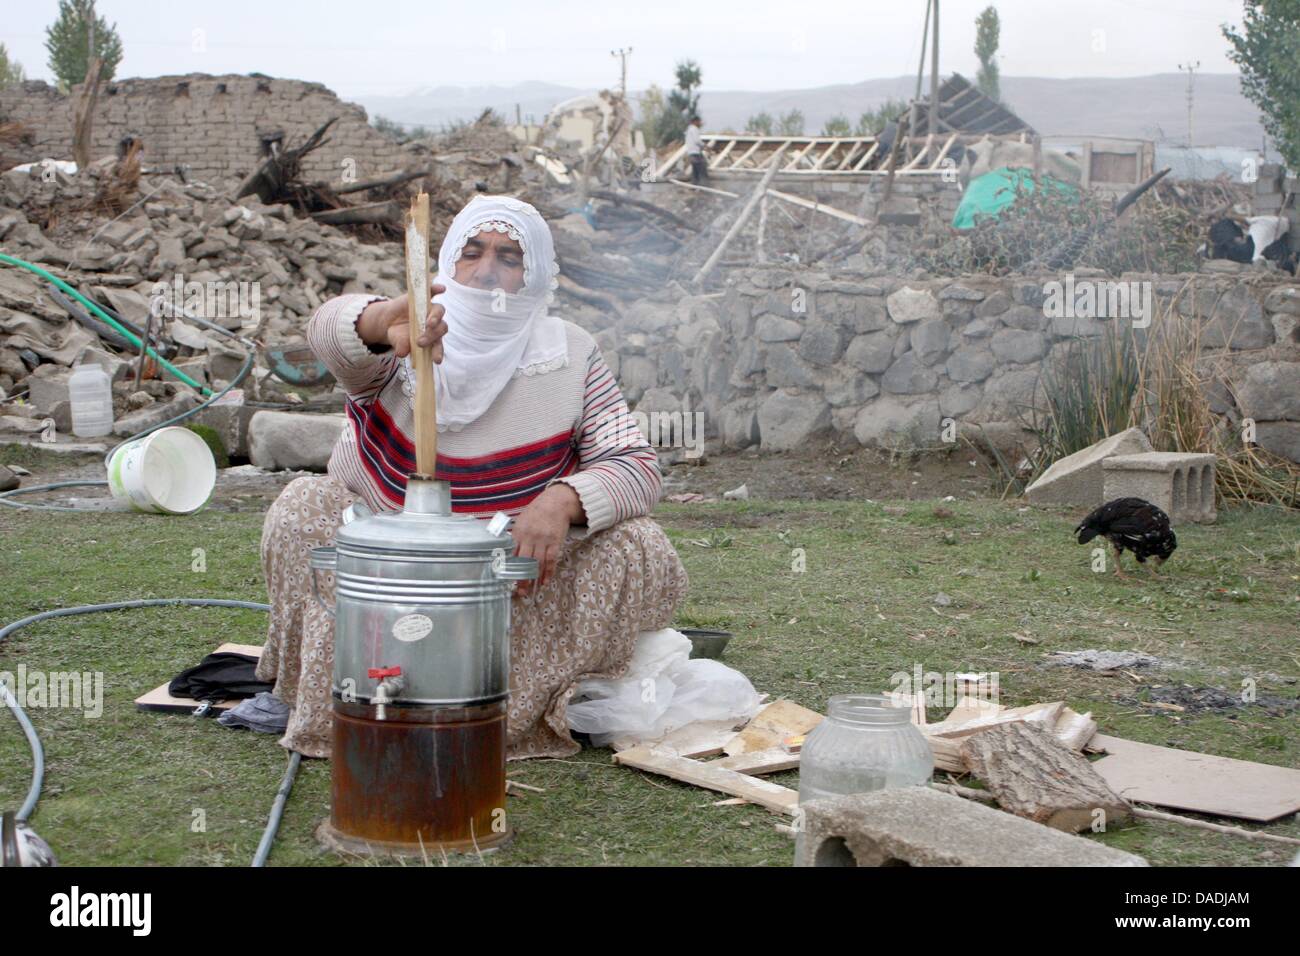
[256,475,689,760]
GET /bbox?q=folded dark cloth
[169,652,273,703]
[217,692,290,734]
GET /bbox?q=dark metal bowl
[681,628,733,660]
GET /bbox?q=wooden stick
[404,191,436,476]
[613,745,799,815]
[764,188,871,226]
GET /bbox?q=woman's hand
[356,282,448,360]
[511,484,585,590]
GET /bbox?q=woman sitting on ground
[257,194,688,759]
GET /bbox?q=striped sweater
[306,293,661,533]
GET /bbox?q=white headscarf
[401,195,568,432]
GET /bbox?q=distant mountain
[353,73,1268,148]
[358,81,581,129]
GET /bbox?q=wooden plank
[764,188,870,226]
[852,141,880,171]
[723,698,824,756]
[405,191,436,477]
[928,132,959,170]
[613,746,800,815]
[1091,734,1300,822]
[728,139,765,168]
[640,719,741,758]
[668,178,740,198]
[710,138,738,169]
[653,143,687,181]
[714,747,801,775]
[1053,707,1099,751]
[810,141,840,170]
[962,723,1131,832]
[781,138,821,170]
[923,701,1064,740]
[902,133,934,171]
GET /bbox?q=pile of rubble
[0,155,412,438]
[0,123,728,458]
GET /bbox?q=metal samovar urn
[309,478,537,855]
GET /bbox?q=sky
[2,0,1249,98]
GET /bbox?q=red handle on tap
[368,666,402,679]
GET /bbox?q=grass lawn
[1,485,1298,866]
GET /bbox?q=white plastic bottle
[68,363,114,438]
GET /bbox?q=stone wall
[0,74,421,185]
[596,267,1300,463]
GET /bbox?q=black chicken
[1074,497,1177,577]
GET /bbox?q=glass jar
[795,694,934,861]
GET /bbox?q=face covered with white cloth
[402,195,568,431]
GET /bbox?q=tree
[822,114,852,136]
[659,59,702,146]
[45,0,123,90]
[855,97,908,135]
[777,109,805,135]
[1223,1,1300,168]
[637,83,670,148]
[0,43,25,89]
[371,115,406,139]
[975,6,1001,101]
[746,111,774,135]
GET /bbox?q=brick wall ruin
[0,73,422,185]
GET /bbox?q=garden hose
[0,253,210,395]
[0,598,302,866]
[0,260,304,864]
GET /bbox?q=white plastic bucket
[107,427,217,515]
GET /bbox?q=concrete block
[1102,452,1217,523]
[877,196,921,226]
[248,410,345,471]
[25,364,74,413]
[1025,427,1152,507]
[795,787,1148,867]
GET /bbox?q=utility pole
[929,0,940,136]
[611,47,633,98]
[909,0,932,136]
[1178,60,1199,147]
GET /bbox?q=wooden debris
[621,719,741,759]
[764,188,870,226]
[613,746,799,815]
[715,747,801,776]
[505,780,545,795]
[692,144,788,286]
[311,200,401,226]
[1090,733,1300,822]
[961,722,1132,832]
[722,699,823,756]
[236,117,338,205]
[924,700,1065,740]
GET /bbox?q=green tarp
[952,166,1079,230]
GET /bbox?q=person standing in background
[685,116,709,185]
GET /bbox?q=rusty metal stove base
[315,818,512,859]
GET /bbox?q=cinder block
[1025,427,1152,507]
[1102,452,1217,523]
[795,787,1148,867]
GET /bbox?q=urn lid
[334,479,514,555]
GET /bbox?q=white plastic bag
[567,627,762,748]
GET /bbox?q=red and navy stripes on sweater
[307,293,661,530]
